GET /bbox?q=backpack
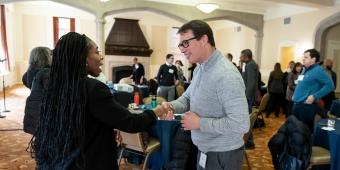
[269,115,311,170]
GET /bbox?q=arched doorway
[315,12,340,93]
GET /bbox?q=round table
[313,119,340,170]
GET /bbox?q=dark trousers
[197,146,244,170]
[246,98,255,147]
[286,101,294,117]
[267,93,283,117]
[292,103,317,132]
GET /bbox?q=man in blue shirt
[292,49,334,132]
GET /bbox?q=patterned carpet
[0,84,285,170]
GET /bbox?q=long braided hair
[29,32,94,169]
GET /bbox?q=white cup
[328,119,335,128]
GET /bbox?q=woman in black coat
[22,47,51,89]
[29,32,165,170]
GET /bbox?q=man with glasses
[162,20,249,170]
[156,54,179,101]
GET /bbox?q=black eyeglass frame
[178,37,197,48]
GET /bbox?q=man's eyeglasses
[178,37,197,48]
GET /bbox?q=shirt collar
[200,49,219,70]
[166,62,172,67]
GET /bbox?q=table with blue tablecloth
[137,85,149,98]
[147,119,181,170]
[330,100,340,117]
[313,119,340,170]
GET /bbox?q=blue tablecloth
[330,100,340,117]
[313,119,340,170]
[147,120,180,170]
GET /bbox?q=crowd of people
[21,19,338,170]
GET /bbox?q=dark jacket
[157,64,178,86]
[23,68,50,134]
[71,78,157,170]
[268,115,311,170]
[22,67,41,89]
[242,60,258,100]
[165,124,197,170]
[268,71,284,94]
[132,63,145,84]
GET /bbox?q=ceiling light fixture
[100,0,110,2]
[196,3,219,14]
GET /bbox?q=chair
[252,93,269,129]
[307,146,330,169]
[143,96,167,105]
[118,132,160,170]
[243,111,258,170]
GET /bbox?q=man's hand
[181,111,200,130]
[305,95,314,104]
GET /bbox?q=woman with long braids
[29,32,165,169]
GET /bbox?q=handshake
[152,102,175,120]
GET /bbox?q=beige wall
[213,25,256,64]
[2,2,96,89]
[261,4,340,83]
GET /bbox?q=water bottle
[151,95,157,109]
[134,92,140,107]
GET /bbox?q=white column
[254,31,263,69]
[96,16,108,78]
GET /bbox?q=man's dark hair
[304,49,320,63]
[166,54,174,59]
[241,49,253,60]
[178,20,215,47]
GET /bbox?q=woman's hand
[114,129,122,146]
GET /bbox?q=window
[53,17,75,46]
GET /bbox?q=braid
[29,32,93,169]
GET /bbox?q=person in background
[240,49,258,149]
[22,47,52,89]
[267,63,284,117]
[188,63,197,83]
[23,47,52,134]
[29,32,166,170]
[162,20,249,170]
[175,60,186,98]
[132,57,145,85]
[292,49,334,132]
[225,53,237,66]
[156,54,179,101]
[282,61,295,116]
[286,62,303,117]
[175,60,185,82]
[322,58,337,110]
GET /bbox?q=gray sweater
[171,49,250,153]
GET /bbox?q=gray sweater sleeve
[200,74,250,135]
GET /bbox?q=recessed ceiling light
[196,3,219,14]
[100,0,110,2]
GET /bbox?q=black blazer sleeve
[87,79,157,133]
